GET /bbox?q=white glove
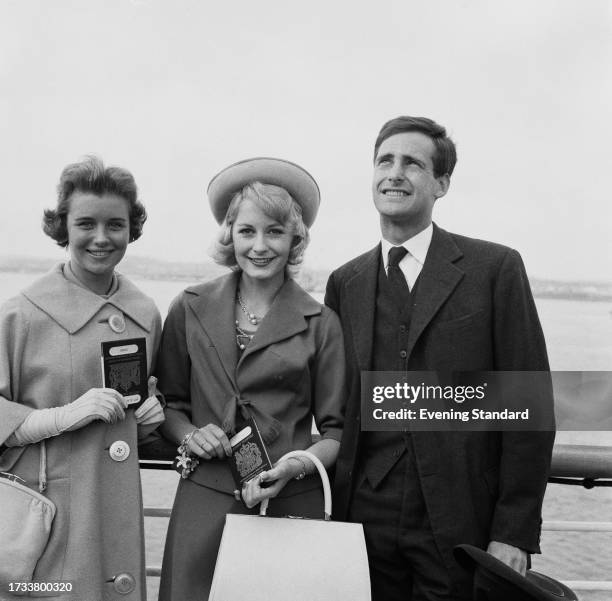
[135,376,165,439]
[8,388,127,446]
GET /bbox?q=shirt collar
[381,223,433,269]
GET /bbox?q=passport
[228,417,272,488]
[101,337,148,408]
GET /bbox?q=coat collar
[185,272,239,386]
[185,271,321,377]
[22,263,157,334]
[243,276,321,360]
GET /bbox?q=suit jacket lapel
[345,246,379,371]
[186,272,239,387]
[406,224,464,358]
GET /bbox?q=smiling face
[372,131,449,234]
[232,198,293,287]
[66,191,130,293]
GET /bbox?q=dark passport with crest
[101,337,148,408]
[228,417,272,488]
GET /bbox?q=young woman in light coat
[0,157,164,601]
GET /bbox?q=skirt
[159,476,324,601]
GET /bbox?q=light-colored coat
[0,264,161,601]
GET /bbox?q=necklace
[236,290,259,325]
[235,321,254,350]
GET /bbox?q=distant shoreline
[2,257,612,302]
[531,291,612,303]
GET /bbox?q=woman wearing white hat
[157,158,345,600]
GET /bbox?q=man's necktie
[387,246,410,304]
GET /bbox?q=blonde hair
[211,181,310,277]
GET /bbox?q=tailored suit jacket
[157,271,345,494]
[325,224,555,578]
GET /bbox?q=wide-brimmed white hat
[207,157,320,227]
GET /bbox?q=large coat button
[108,313,126,333]
[113,572,136,594]
[109,441,130,462]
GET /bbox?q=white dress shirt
[381,223,433,291]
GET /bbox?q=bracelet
[175,430,199,479]
[289,456,307,481]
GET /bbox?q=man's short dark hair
[373,116,457,177]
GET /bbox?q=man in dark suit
[325,116,555,600]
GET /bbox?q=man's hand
[487,541,528,575]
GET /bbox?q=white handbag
[209,450,371,601]
[0,441,56,583]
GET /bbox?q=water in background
[2,271,611,425]
[3,270,610,372]
[3,271,611,443]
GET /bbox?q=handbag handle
[39,440,48,493]
[259,450,332,521]
[0,440,48,493]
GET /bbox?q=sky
[1,0,611,281]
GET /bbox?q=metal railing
[140,442,612,593]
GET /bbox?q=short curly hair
[42,155,147,247]
[211,181,310,277]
